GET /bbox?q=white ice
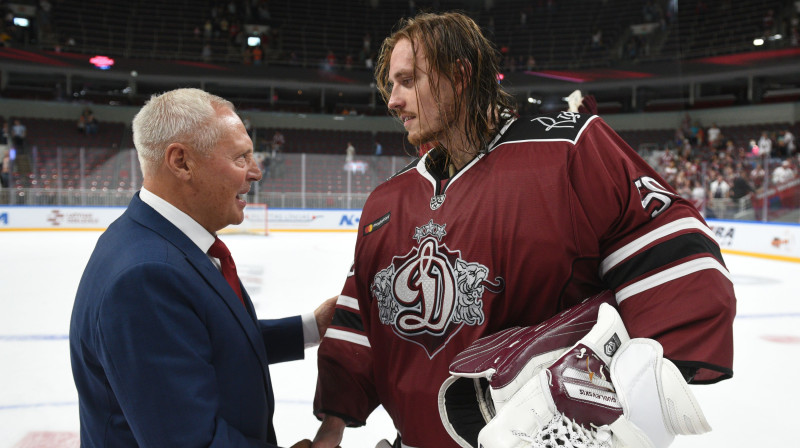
[0,230,797,447]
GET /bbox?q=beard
[407,103,458,148]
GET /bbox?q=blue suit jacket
[70,193,304,447]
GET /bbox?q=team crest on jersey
[430,194,446,210]
[371,219,505,358]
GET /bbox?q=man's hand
[314,296,338,339]
[290,440,313,448]
[312,415,346,448]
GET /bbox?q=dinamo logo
[371,220,504,358]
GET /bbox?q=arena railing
[1,148,797,223]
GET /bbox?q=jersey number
[635,176,674,218]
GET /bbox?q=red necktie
[208,237,245,306]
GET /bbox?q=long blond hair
[375,12,516,156]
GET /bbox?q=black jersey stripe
[331,307,365,332]
[603,232,724,290]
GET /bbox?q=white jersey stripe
[615,257,732,304]
[600,217,716,277]
[336,294,359,311]
[325,328,371,347]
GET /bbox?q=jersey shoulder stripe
[331,307,365,332]
[493,112,598,148]
[603,232,723,290]
[326,328,371,347]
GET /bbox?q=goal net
[218,202,269,236]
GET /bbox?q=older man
[70,88,334,447]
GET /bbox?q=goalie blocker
[438,291,710,448]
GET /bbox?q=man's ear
[454,59,472,95]
[164,143,192,181]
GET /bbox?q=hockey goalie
[439,292,710,448]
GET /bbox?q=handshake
[438,291,710,448]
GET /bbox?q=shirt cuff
[302,311,321,349]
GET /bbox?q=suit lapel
[125,193,270,373]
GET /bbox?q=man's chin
[408,132,434,148]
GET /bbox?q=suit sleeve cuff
[302,311,321,348]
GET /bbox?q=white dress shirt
[139,187,321,348]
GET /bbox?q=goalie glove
[477,303,633,448]
[478,307,711,448]
[438,291,617,448]
[442,296,711,448]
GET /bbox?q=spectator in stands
[757,131,773,158]
[689,120,703,146]
[325,50,336,69]
[680,112,692,140]
[271,130,285,156]
[1,149,9,188]
[750,162,766,190]
[707,122,722,149]
[203,19,212,40]
[362,32,372,56]
[590,28,603,49]
[0,121,8,156]
[642,0,658,22]
[779,128,796,158]
[663,159,678,184]
[772,160,796,185]
[690,179,707,215]
[85,113,99,136]
[730,170,755,200]
[709,172,730,199]
[252,45,264,65]
[723,139,736,155]
[345,141,355,163]
[11,119,26,154]
[525,54,536,70]
[374,140,383,156]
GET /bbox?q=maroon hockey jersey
[314,112,735,448]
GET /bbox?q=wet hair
[133,88,235,176]
[375,11,516,157]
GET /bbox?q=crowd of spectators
[654,114,798,219]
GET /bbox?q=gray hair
[133,88,235,177]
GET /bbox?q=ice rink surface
[1,230,798,447]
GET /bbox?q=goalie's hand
[312,415,346,448]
